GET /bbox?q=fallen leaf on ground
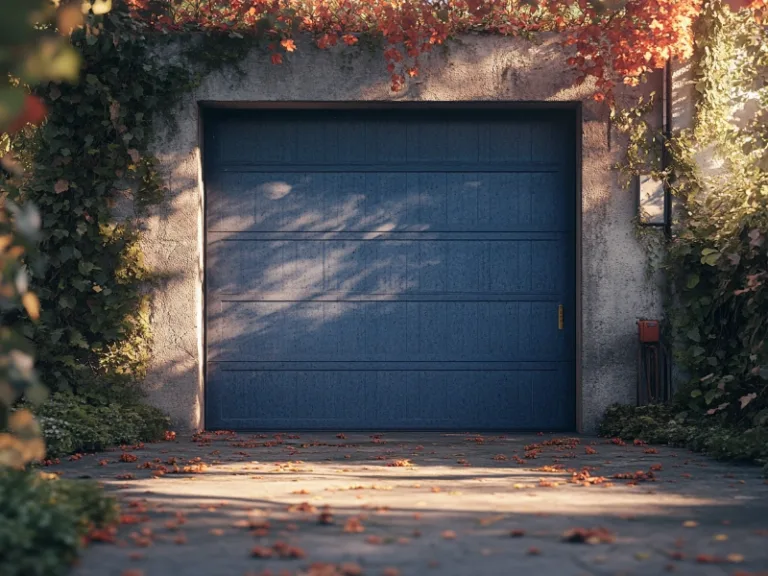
[562,527,616,544]
[318,506,334,525]
[251,545,273,558]
[696,554,726,564]
[344,517,365,533]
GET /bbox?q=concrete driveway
[54,432,768,576]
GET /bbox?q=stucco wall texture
[142,34,663,433]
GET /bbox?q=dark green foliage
[611,2,767,442]
[5,6,185,394]
[663,3,768,426]
[600,403,768,476]
[26,392,169,457]
[598,403,678,443]
[3,4,253,399]
[0,469,118,576]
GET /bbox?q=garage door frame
[199,101,583,432]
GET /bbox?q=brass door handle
[558,304,564,330]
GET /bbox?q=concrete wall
[141,34,663,433]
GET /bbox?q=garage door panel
[212,116,570,167]
[208,172,569,233]
[208,300,566,362]
[213,117,572,167]
[206,367,570,429]
[208,237,567,296]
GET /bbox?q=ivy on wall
[127,0,708,102]
[614,0,767,430]
[4,5,251,399]
[666,0,767,424]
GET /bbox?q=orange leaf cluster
[122,0,728,102]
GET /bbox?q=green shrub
[25,392,170,457]
[0,469,118,576]
[600,403,768,476]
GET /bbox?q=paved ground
[52,432,768,576]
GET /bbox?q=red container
[638,320,660,343]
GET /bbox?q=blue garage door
[204,108,576,430]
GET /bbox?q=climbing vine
[612,0,768,430]
[667,0,768,424]
[3,4,252,398]
[126,0,708,102]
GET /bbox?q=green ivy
[4,4,253,398]
[612,0,768,431]
[666,1,768,424]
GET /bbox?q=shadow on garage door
[203,106,577,431]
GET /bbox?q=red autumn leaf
[271,53,283,65]
[562,527,616,544]
[340,562,363,575]
[251,545,273,558]
[317,505,334,525]
[696,554,726,563]
[344,517,365,533]
[4,95,47,134]
[54,179,69,194]
[272,541,306,558]
[87,526,117,543]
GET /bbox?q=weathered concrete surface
[142,34,664,433]
[63,432,768,576]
